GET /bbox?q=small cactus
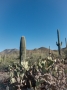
[49,46,51,56]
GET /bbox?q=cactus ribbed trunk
[65,38,67,48]
[20,36,26,65]
[56,29,62,56]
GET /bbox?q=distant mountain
[0,49,19,55]
[0,47,67,59]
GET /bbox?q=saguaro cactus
[49,46,51,56]
[65,38,67,48]
[56,29,62,55]
[20,36,26,65]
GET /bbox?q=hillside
[0,47,55,56]
[0,46,67,70]
[0,47,67,59]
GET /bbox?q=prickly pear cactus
[21,61,29,70]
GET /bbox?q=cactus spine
[65,38,67,48]
[20,36,26,65]
[56,29,62,56]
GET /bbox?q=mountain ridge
[0,47,66,58]
[0,46,66,53]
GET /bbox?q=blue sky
[0,0,67,52]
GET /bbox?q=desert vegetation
[0,29,67,90]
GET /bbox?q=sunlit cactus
[56,29,62,56]
[20,36,26,65]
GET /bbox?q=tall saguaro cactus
[56,29,62,56]
[20,36,26,65]
[65,38,67,48]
